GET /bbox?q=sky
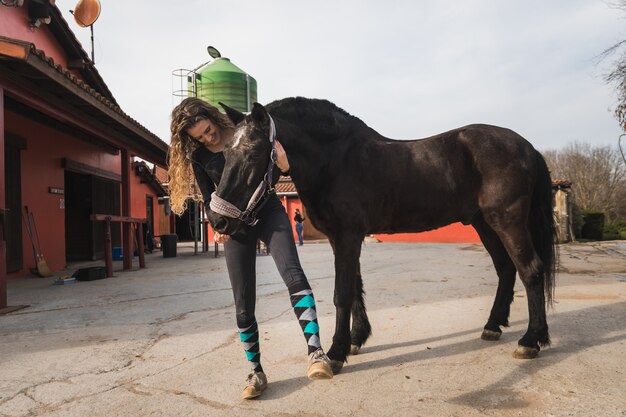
[61,0,626,152]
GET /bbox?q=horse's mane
[265,97,370,143]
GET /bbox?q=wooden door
[4,143,22,272]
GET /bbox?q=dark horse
[209,97,557,373]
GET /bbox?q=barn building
[0,1,168,310]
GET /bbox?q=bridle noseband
[209,116,277,227]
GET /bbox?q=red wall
[280,196,304,242]
[373,223,480,243]
[281,196,481,244]
[7,110,120,277]
[8,110,164,277]
[203,196,480,244]
[129,168,161,238]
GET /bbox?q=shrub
[603,223,621,240]
[609,221,626,240]
[581,211,605,240]
[571,203,584,239]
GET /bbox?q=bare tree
[604,1,626,129]
[543,143,626,223]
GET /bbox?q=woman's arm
[192,161,216,207]
[192,160,230,241]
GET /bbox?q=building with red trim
[0,2,168,309]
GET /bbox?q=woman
[293,208,306,246]
[168,97,332,399]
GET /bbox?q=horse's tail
[530,151,558,307]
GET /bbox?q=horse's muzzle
[207,211,242,236]
[208,212,228,233]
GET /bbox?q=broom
[22,207,38,275]
[25,206,53,277]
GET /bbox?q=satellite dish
[73,0,101,27]
[207,46,221,59]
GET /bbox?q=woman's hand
[275,140,290,174]
[214,232,229,243]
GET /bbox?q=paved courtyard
[1,241,625,417]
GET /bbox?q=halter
[209,116,277,227]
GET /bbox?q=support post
[121,149,132,270]
[193,199,198,255]
[103,217,113,277]
[169,212,176,234]
[0,88,6,309]
[202,220,208,253]
[136,222,145,268]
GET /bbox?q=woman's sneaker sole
[307,362,333,380]
[242,384,267,399]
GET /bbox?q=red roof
[25,45,160,142]
[275,176,297,194]
[0,36,168,165]
[552,179,572,188]
[154,166,169,185]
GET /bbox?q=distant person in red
[294,208,305,246]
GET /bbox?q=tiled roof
[275,176,297,194]
[0,35,168,166]
[154,166,169,185]
[552,179,572,188]
[48,6,116,103]
[27,45,162,143]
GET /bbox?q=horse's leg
[487,215,549,359]
[472,215,517,341]
[349,261,371,355]
[327,234,363,374]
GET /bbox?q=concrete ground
[1,240,625,417]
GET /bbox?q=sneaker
[241,371,268,399]
[307,348,333,380]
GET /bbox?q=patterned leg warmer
[239,321,263,373]
[290,289,322,354]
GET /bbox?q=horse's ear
[251,102,269,125]
[219,102,245,125]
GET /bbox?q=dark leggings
[224,195,310,328]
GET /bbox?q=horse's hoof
[330,360,344,374]
[349,344,361,355]
[512,346,539,359]
[481,329,502,341]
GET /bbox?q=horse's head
[207,102,278,235]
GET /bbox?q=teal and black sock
[290,288,322,354]
[239,321,263,373]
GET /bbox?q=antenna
[70,0,101,63]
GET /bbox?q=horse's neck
[278,121,328,186]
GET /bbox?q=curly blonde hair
[168,97,234,215]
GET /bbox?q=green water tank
[193,57,257,112]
